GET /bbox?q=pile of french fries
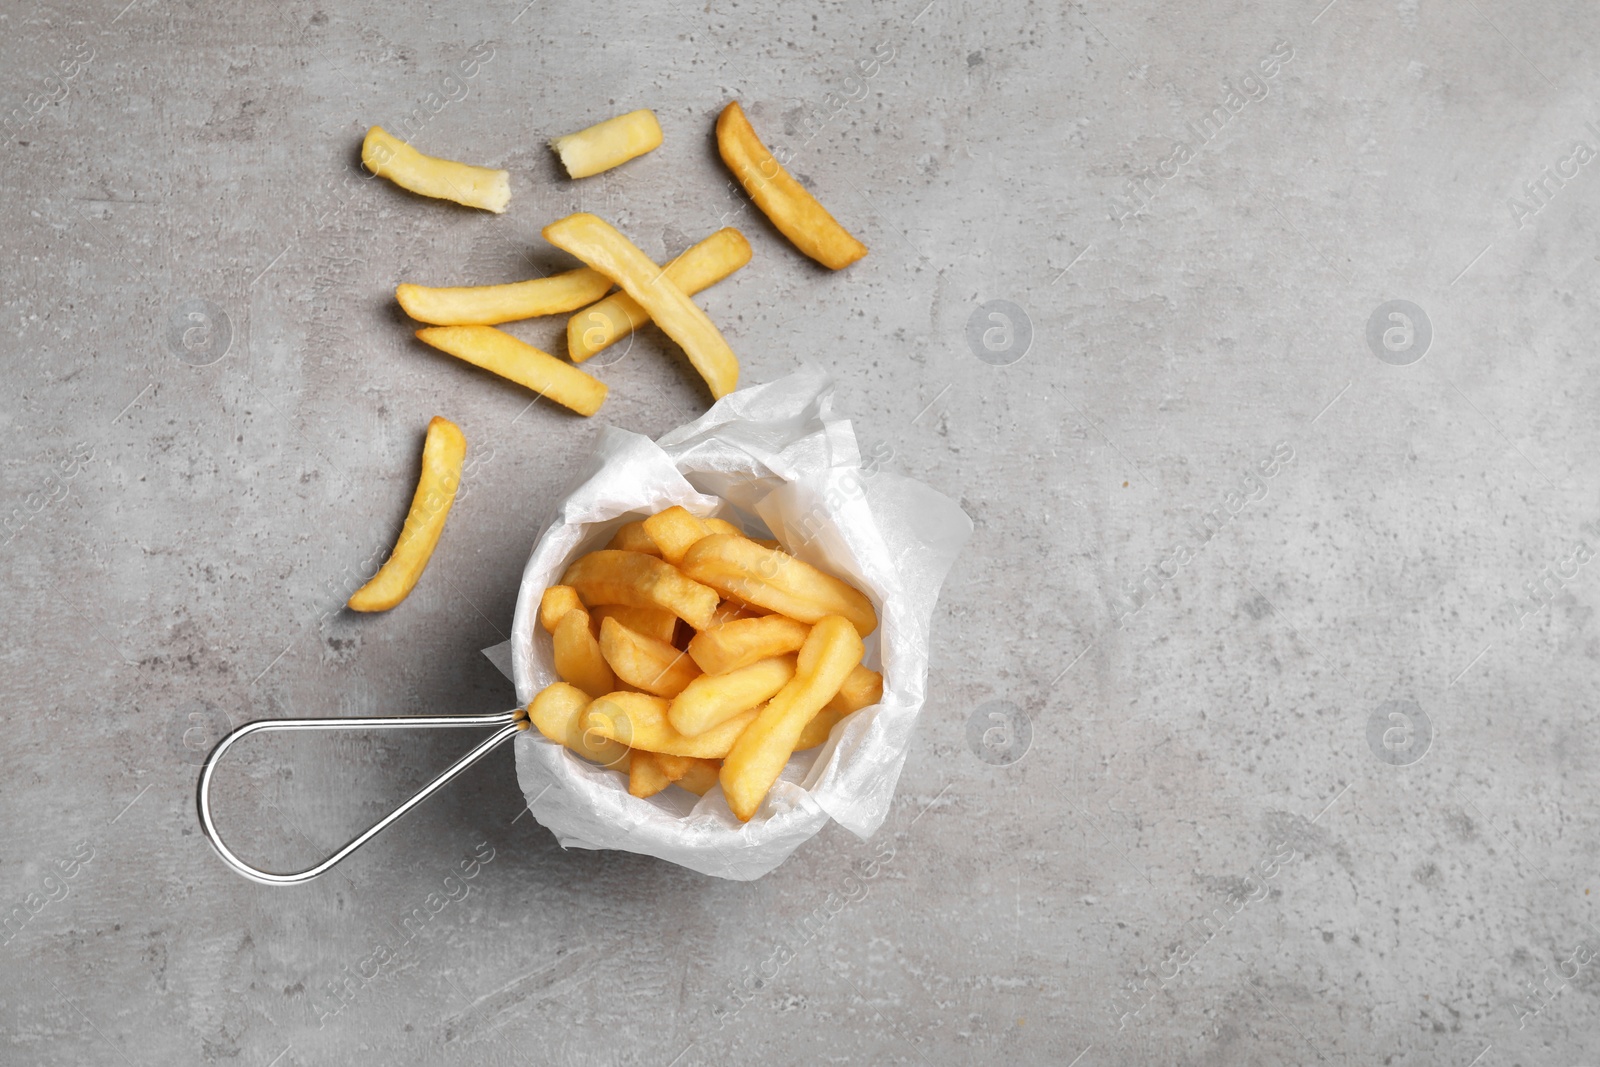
[345,101,869,615]
[527,505,882,821]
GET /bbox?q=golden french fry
[681,535,877,636]
[687,614,810,675]
[348,416,466,612]
[674,758,721,796]
[415,325,608,417]
[542,213,740,399]
[795,707,845,751]
[597,616,701,697]
[584,692,756,758]
[362,126,510,213]
[628,749,674,797]
[527,682,630,768]
[551,109,663,179]
[709,598,763,627]
[754,538,781,550]
[567,228,752,362]
[591,604,677,645]
[606,520,662,556]
[703,517,743,538]
[715,101,866,270]
[720,616,864,820]
[539,585,584,633]
[827,664,882,714]
[396,268,612,326]
[643,505,712,564]
[668,653,797,737]
[562,549,719,629]
[553,608,615,698]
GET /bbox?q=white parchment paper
[505,367,970,880]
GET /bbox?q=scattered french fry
[591,604,678,645]
[540,585,585,632]
[415,325,608,417]
[668,653,797,737]
[715,101,867,270]
[362,126,510,213]
[396,268,612,326]
[567,228,752,362]
[607,520,662,556]
[681,534,877,636]
[551,109,663,179]
[348,416,466,612]
[719,616,864,820]
[543,213,740,399]
[528,682,630,768]
[584,692,757,759]
[687,614,811,675]
[553,608,615,698]
[562,549,719,630]
[597,616,702,697]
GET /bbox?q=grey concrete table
[4,0,1597,1063]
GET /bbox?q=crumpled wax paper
[499,366,970,880]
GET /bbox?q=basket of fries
[508,367,969,879]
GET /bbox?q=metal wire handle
[197,709,526,886]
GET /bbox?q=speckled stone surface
[3,0,1599,1063]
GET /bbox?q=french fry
[628,749,674,798]
[597,616,701,697]
[715,101,867,270]
[362,126,510,213]
[584,692,756,759]
[566,228,752,362]
[719,616,864,821]
[527,682,630,768]
[606,520,662,556]
[550,109,663,179]
[703,517,743,538]
[675,758,721,796]
[709,598,763,626]
[681,534,877,636]
[687,614,810,674]
[589,604,677,645]
[539,585,584,633]
[827,664,883,714]
[415,325,608,417]
[396,268,612,326]
[668,653,797,737]
[542,213,740,399]
[553,608,615,698]
[562,549,719,629]
[347,416,466,612]
[795,707,845,751]
[643,505,712,564]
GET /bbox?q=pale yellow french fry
[628,749,674,798]
[591,604,678,645]
[527,682,630,768]
[539,585,584,633]
[348,416,466,612]
[567,228,752,362]
[687,614,810,675]
[674,758,722,796]
[415,325,608,417]
[703,517,743,538]
[584,692,756,759]
[827,664,883,714]
[542,213,740,399]
[362,126,510,213]
[550,108,663,179]
[396,268,612,326]
[795,707,846,751]
[682,535,877,636]
[715,101,866,270]
[643,505,711,564]
[668,654,797,737]
[719,616,863,821]
[708,598,764,627]
[553,608,615,698]
[597,616,701,698]
[562,549,719,629]
[606,520,662,556]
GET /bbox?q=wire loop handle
[197,710,525,886]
